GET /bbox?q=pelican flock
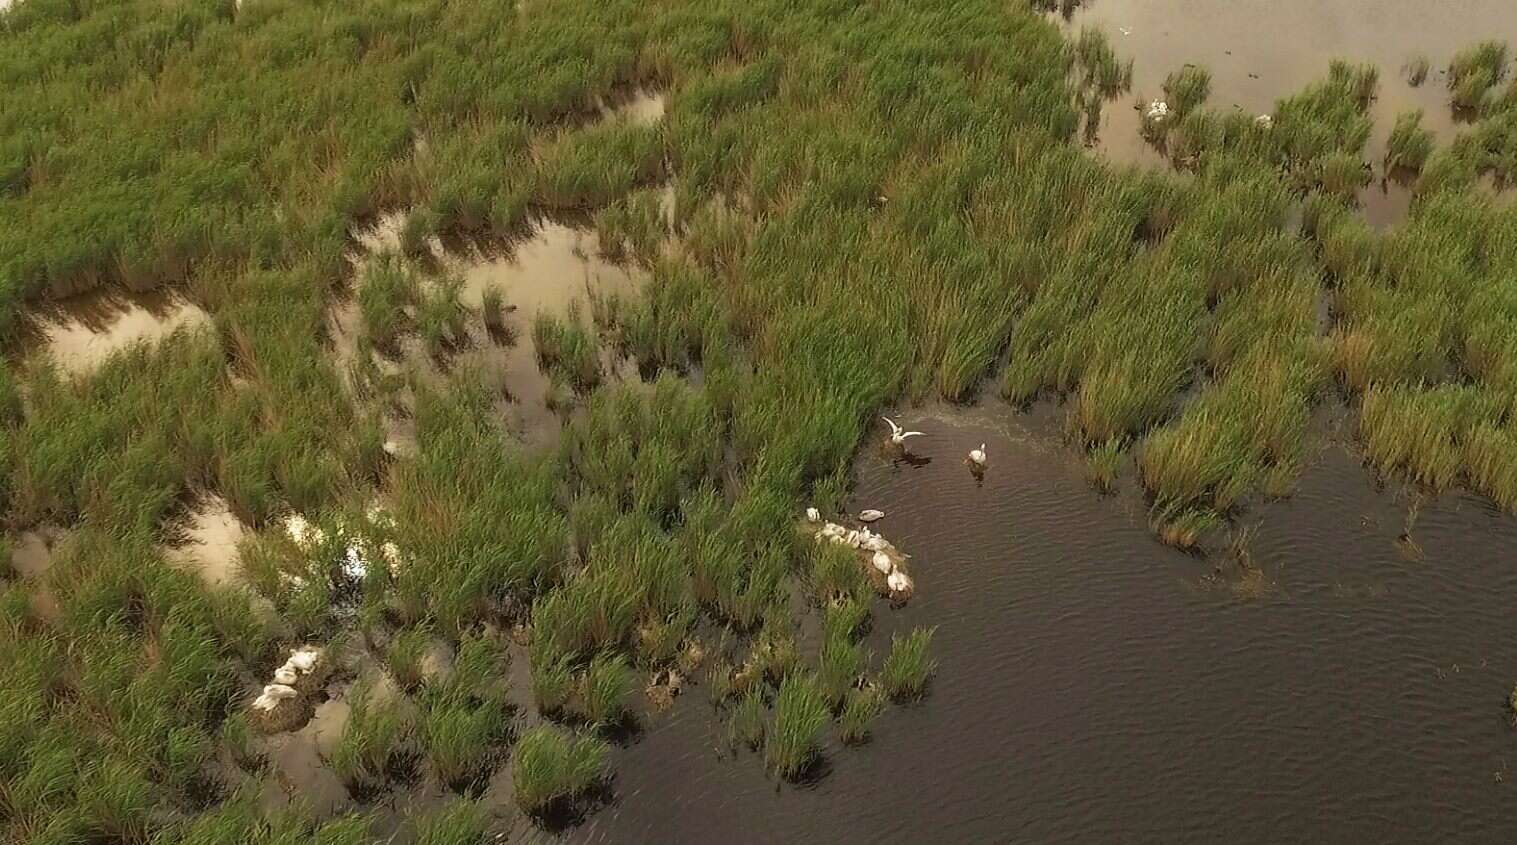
[803,416,991,603]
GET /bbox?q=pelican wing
[880,416,902,436]
[900,431,925,439]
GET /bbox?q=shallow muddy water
[340,217,644,450]
[598,89,666,125]
[29,290,211,376]
[166,497,248,588]
[1061,0,1517,226]
[571,405,1517,843]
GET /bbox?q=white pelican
[967,443,987,469]
[881,417,925,447]
[1145,100,1170,122]
[273,666,299,685]
[859,509,885,523]
[887,570,914,595]
[284,514,323,547]
[862,534,889,552]
[805,507,821,523]
[341,547,368,580]
[872,551,893,574]
[259,682,297,700]
[287,648,321,673]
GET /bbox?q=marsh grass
[533,309,602,392]
[1150,503,1221,551]
[220,712,264,771]
[1085,438,1124,492]
[417,275,470,360]
[728,687,767,750]
[532,650,576,715]
[880,627,936,701]
[838,685,886,745]
[359,254,420,355]
[1163,66,1212,118]
[420,697,510,789]
[577,651,635,727]
[1075,28,1133,100]
[593,187,669,265]
[328,681,413,795]
[1405,55,1431,87]
[480,284,507,335]
[816,602,870,708]
[706,658,736,706]
[1448,41,1508,112]
[511,726,609,817]
[77,759,154,844]
[386,624,433,691]
[536,121,665,210]
[764,672,829,780]
[1385,110,1435,174]
[413,798,490,845]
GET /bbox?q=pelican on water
[859,509,885,523]
[967,443,987,469]
[881,416,925,447]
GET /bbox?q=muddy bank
[1061,0,1517,226]
[572,404,1517,842]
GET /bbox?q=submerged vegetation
[0,0,1513,837]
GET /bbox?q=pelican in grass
[881,416,925,450]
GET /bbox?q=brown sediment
[1053,0,1517,226]
[28,289,211,376]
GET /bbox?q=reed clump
[328,681,414,795]
[1163,65,1212,118]
[511,726,609,816]
[1384,110,1435,174]
[413,799,491,845]
[1405,55,1431,87]
[881,627,937,701]
[575,651,635,727]
[1447,41,1508,112]
[764,672,829,780]
[838,685,887,745]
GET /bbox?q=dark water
[575,404,1517,843]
